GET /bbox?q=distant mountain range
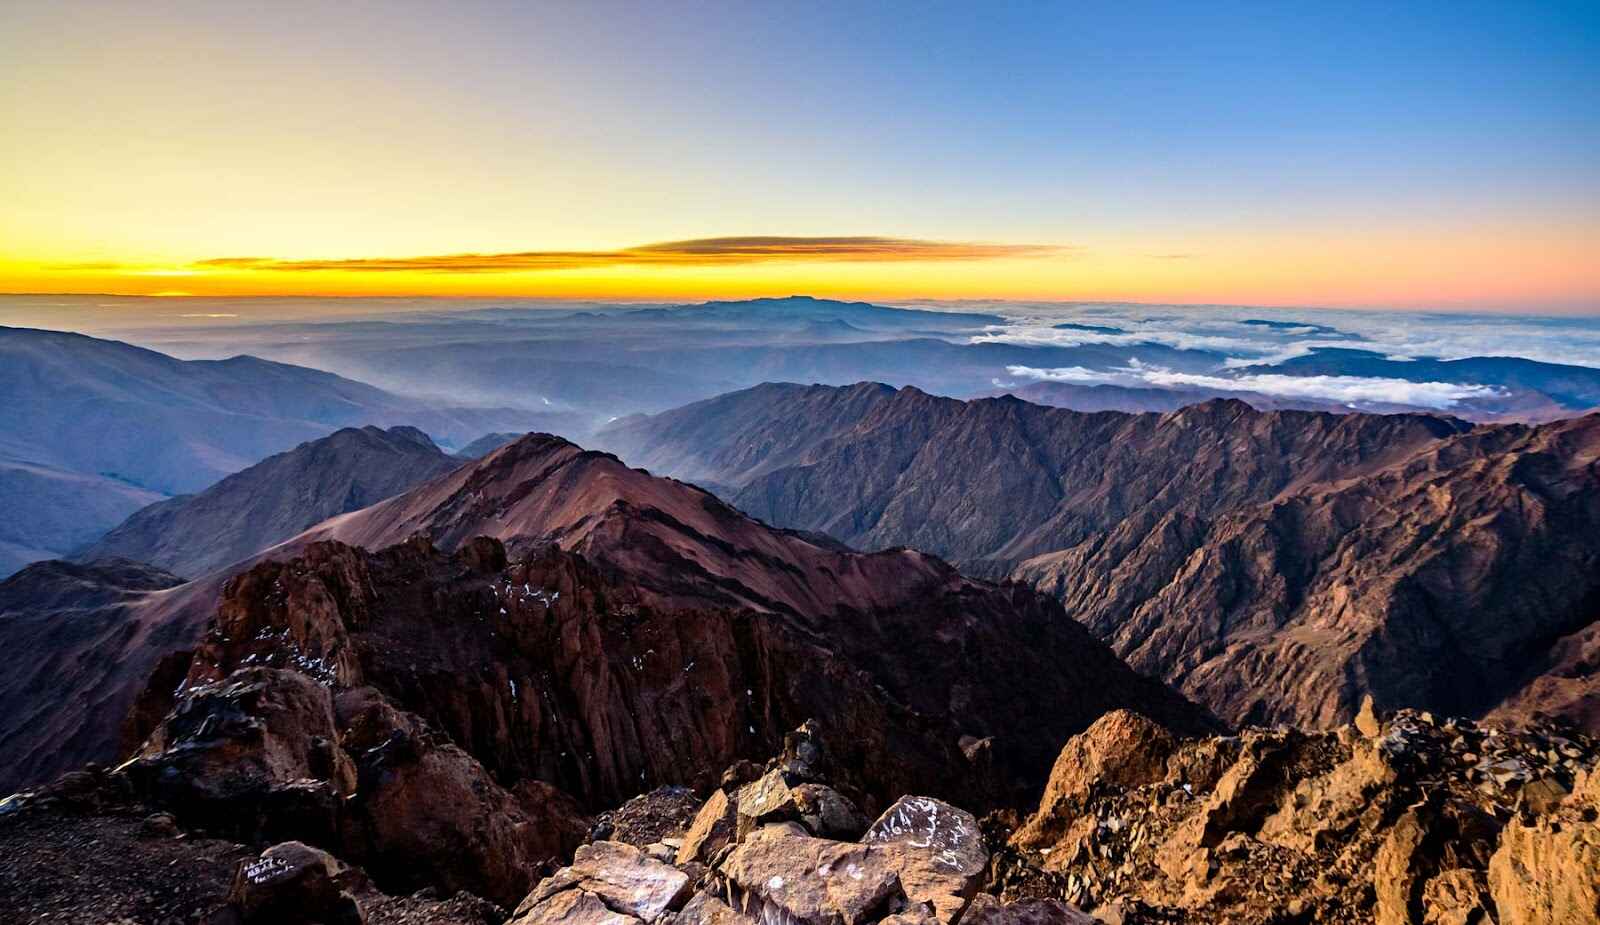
[124,298,1600,429]
[80,425,462,578]
[0,326,574,575]
[597,382,1600,731]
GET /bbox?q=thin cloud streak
[197,236,1064,274]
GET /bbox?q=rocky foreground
[3,699,1595,924]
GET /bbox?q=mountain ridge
[79,425,464,578]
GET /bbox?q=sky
[2,1,1597,312]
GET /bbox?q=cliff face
[1016,412,1600,729]
[596,383,1600,733]
[168,522,1210,815]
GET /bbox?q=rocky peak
[993,704,1600,924]
[140,531,1212,814]
[80,422,460,578]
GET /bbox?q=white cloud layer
[1006,364,1504,409]
[904,300,1600,370]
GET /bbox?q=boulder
[348,729,583,908]
[513,841,692,925]
[128,667,355,838]
[720,825,909,925]
[223,840,364,925]
[794,784,871,840]
[1011,711,1174,851]
[678,788,738,866]
[736,768,800,836]
[513,887,637,925]
[862,797,987,923]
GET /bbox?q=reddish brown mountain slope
[597,384,1467,575]
[0,559,185,794]
[594,383,1600,731]
[1,434,1213,801]
[1016,412,1600,729]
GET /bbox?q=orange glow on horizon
[2,222,1596,314]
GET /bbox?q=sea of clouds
[897,301,1600,409]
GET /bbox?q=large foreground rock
[718,825,910,924]
[863,797,987,922]
[510,841,691,924]
[997,706,1600,924]
[1489,768,1600,925]
[220,840,365,925]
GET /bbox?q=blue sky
[2,0,1596,309]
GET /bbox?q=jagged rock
[1012,711,1175,851]
[1489,769,1600,925]
[1257,738,1396,853]
[997,709,1597,924]
[1155,731,1294,885]
[794,783,871,840]
[863,797,987,923]
[513,841,692,924]
[1420,869,1494,925]
[127,667,355,840]
[1356,695,1384,739]
[678,789,738,866]
[1373,809,1431,925]
[720,825,909,924]
[347,728,581,909]
[222,840,364,925]
[735,768,801,837]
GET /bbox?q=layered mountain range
[2,360,1598,923]
[82,425,461,578]
[597,383,1600,731]
[0,326,576,575]
[0,432,1211,801]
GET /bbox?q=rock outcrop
[1489,766,1600,925]
[121,663,584,908]
[995,705,1599,924]
[512,725,1090,925]
[145,440,1214,810]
